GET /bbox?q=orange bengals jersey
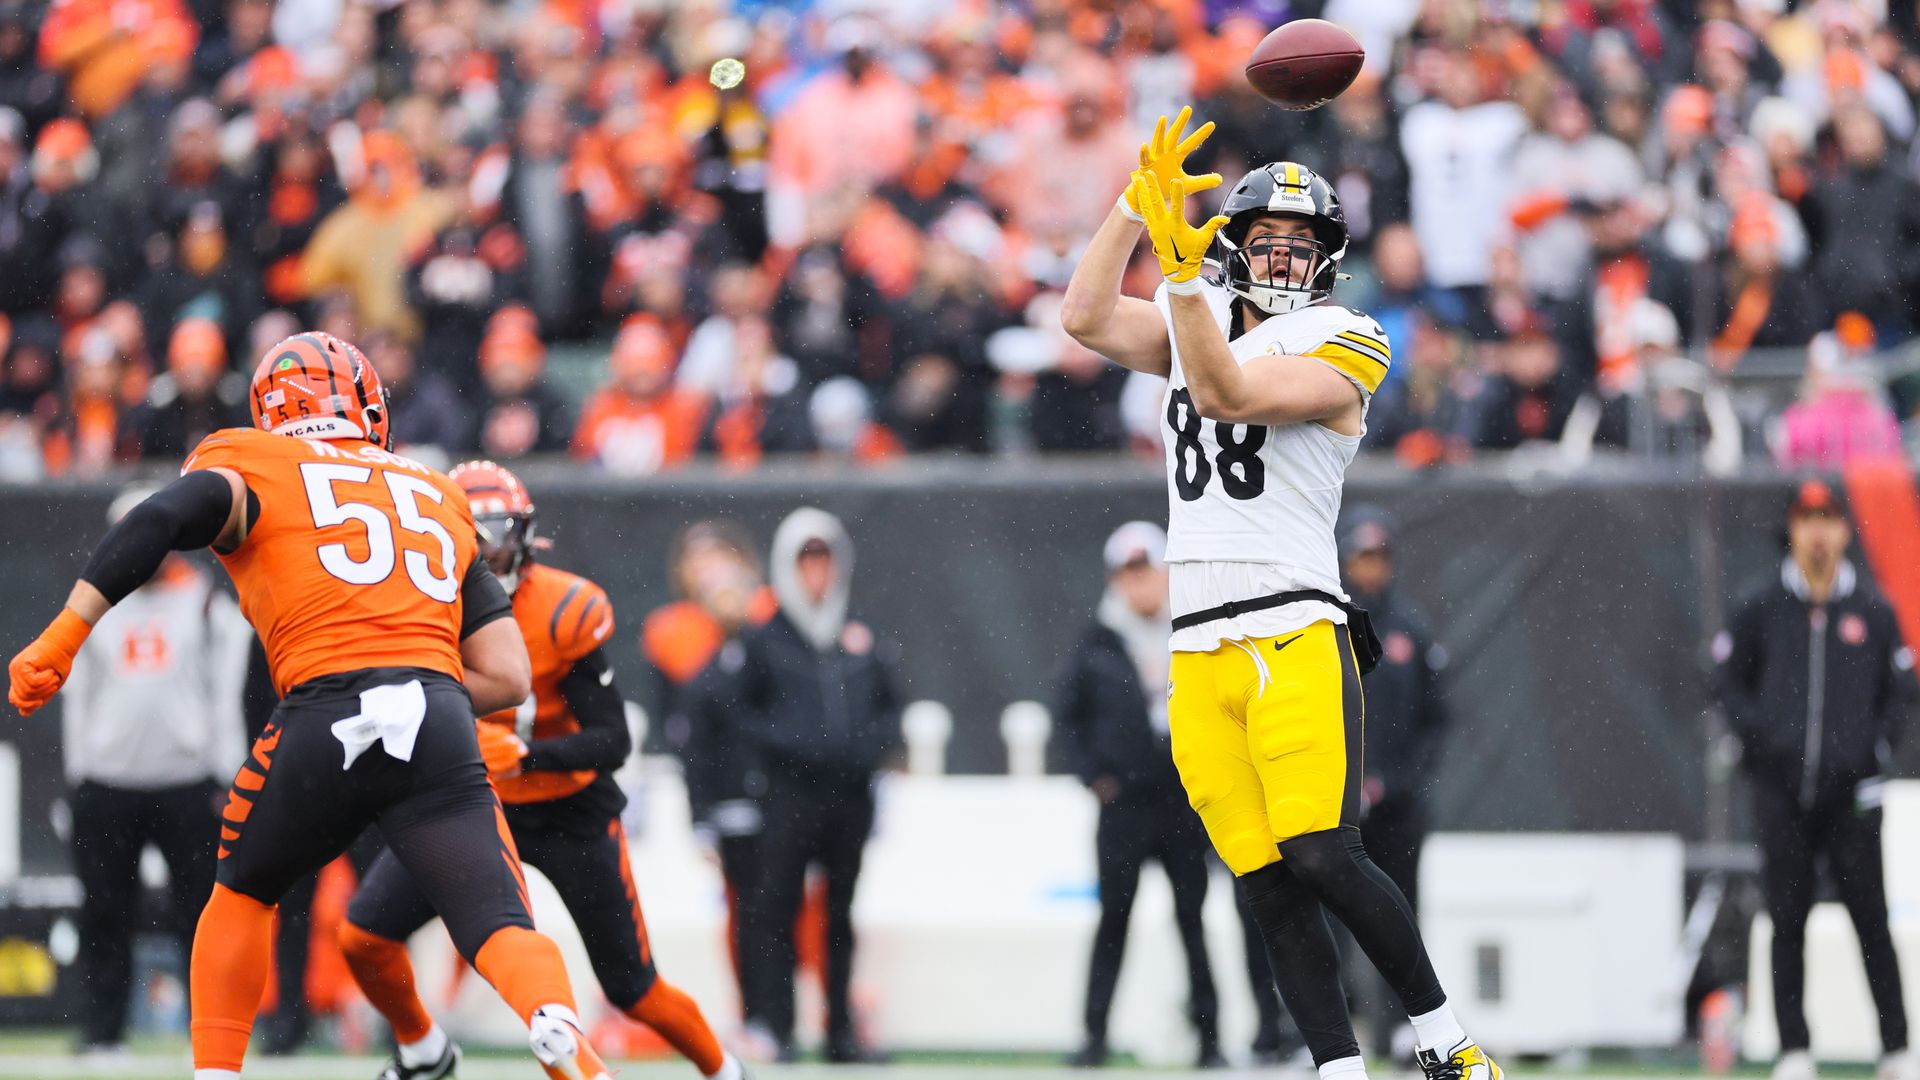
[482,562,615,804]
[183,427,479,696]
[641,586,778,686]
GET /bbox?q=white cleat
[529,1005,612,1080]
[1774,1050,1818,1080]
[1878,1050,1919,1080]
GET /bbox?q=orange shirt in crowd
[38,0,196,117]
[571,388,707,473]
[641,586,777,688]
[919,71,1039,145]
[768,66,918,198]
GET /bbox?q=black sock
[1240,859,1362,1066]
[1278,826,1446,1016]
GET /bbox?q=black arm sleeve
[521,648,633,773]
[459,558,514,639]
[80,470,239,604]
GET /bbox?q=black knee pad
[1238,860,1293,902]
[1239,861,1317,933]
[1276,826,1368,891]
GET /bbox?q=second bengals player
[8,332,612,1080]
[340,460,744,1080]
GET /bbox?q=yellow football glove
[1121,105,1223,220]
[1132,171,1229,287]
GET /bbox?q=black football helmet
[1211,161,1349,315]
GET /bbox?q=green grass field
[0,1030,1884,1080]
[0,1064,1720,1080]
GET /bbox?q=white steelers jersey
[1152,279,1392,650]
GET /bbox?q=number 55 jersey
[183,426,483,695]
[1154,279,1391,652]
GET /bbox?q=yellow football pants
[1168,619,1365,876]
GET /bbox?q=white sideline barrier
[901,701,953,777]
[1743,780,1920,1063]
[417,764,1684,1059]
[1420,833,1686,1053]
[424,764,1266,1063]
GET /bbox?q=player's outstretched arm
[1138,172,1364,430]
[1170,293,1362,428]
[8,469,249,716]
[1060,204,1172,376]
[1061,106,1221,377]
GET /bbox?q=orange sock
[338,922,434,1044]
[189,884,275,1073]
[627,979,726,1076]
[473,925,577,1025]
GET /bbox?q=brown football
[1245,19,1364,111]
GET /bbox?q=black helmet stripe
[1213,160,1348,312]
[289,333,341,400]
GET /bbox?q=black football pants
[69,779,220,1048]
[217,670,534,963]
[746,761,873,1045]
[1083,790,1219,1048]
[1753,780,1908,1054]
[350,809,663,1010]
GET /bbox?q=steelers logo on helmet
[1210,161,1349,316]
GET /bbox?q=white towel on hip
[331,680,428,770]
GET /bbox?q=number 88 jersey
[184,426,480,696]
[1154,279,1390,577]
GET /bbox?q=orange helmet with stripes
[249,331,392,449]
[450,460,538,591]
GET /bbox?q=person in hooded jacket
[705,507,901,1063]
[1054,521,1223,1069]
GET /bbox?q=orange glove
[477,722,529,777]
[9,609,93,716]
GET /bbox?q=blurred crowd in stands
[2,0,1919,480]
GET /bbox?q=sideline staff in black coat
[1055,522,1221,1069]
[1338,507,1449,913]
[1338,506,1450,1061]
[710,507,901,1063]
[1715,480,1917,1080]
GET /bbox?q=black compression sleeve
[459,559,514,639]
[522,648,632,773]
[80,471,237,604]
